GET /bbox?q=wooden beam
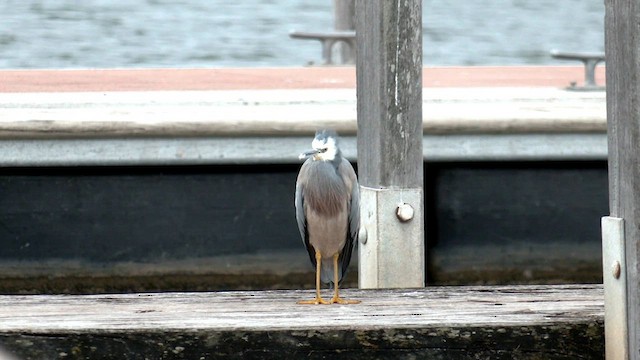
[604,0,640,358]
[355,0,422,189]
[355,0,424,288]
[0,285,603,358]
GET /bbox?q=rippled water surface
[0,0,604,69]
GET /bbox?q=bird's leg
[297,250,330,305]
[330,253,361,304]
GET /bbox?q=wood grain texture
[354,0,425,289]
[355,0,423,188]
[605,0,640,357]
[0,285,603,359]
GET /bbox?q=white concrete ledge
[0,133,607,167]
[0,87,606,165]
[0,88,605,138]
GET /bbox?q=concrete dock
[0,66,606,164]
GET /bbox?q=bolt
[396,203,414,222]
[359,227,368,245]
[613,261,621,279]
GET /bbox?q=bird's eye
[318,148,328,153]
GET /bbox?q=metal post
[604,0,640,358]
[355,0,424,288]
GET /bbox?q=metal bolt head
[613,261,621,279]
[359,227,368,245]
[396,203,414,222]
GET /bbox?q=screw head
[613,261,621,279]
[359,227,368,245]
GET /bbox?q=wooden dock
[0,285,603,359]
[0,66,608,292]
[0,66,607,357]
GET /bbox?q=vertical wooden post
[355,0,424,288]
[604,0,640,358]
[333,0,355,63]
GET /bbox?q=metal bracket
[289,31,356,65]
[358,186,424,289]
[601,216,628,360]
[550,50,605,91]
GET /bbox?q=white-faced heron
[295,129,360,305]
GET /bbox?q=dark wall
[0,161,609,286]
[425,161,608,284]
[426,161,608,248]
[0,166,300,262]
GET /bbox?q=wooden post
[333,0,355,63]
[604,0,640,358]
[355,0,424,288]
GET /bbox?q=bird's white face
[311,136,338,161]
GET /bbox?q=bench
[550,50,605,90]
[289,31,356,65]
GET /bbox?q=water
[0,0,604,69]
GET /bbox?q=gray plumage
[295,130,360,288]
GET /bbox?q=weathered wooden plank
[604,0,640,358]
[356,0,423,188]
[0,285,603,359]
[0,285,601,331]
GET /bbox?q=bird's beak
[298,149,319,160]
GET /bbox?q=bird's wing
[295,161,317,267]
[347,174,360,247]
[339,158,360,279]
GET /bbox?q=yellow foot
[330,296,361,305]
[297,297,331,305]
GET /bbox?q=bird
[295,129,360,305]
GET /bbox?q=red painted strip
[0,66,605,93]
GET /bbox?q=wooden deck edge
[0,322,603,359]
[0,285,604,359]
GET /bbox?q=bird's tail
[321,260,342,288]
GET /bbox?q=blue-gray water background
[0,0,604,69]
